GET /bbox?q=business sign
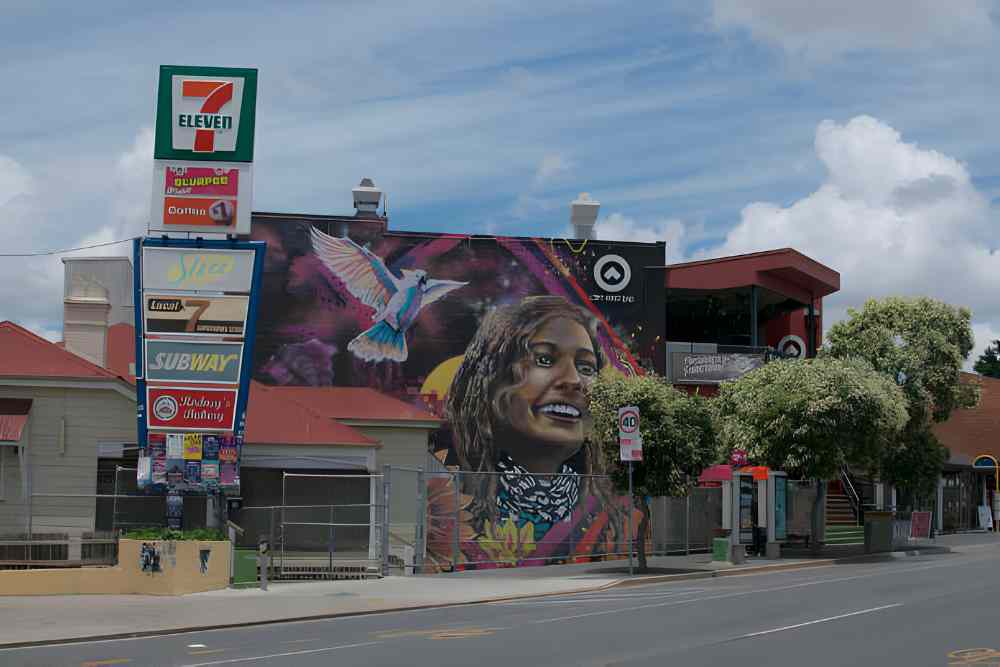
[910,511,932,539]
[669,351,766,385]
[145,339,243,384]
[147,386,237,431]
[154,66,257,162]
[618,406,643,462]
[149,162,252,235]
[142,246,254,292]
[144,293,249,336]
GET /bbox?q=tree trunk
[637,497,651,572]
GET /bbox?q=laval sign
[150,65,257,235]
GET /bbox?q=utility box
[712,538,729,562]
[232,548,259,586]
[865,511,894,554]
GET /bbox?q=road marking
[530,558,981,625]
[183,640,381,666]
[188,644,207,648]
[82,660,131,667]
[736,603,902,639]
[430,628,498,639]
[280,638,321,644]
[948,648,1000,664]
[496,590,711,605]
[189,649,226,655]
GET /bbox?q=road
[4,547,999,667]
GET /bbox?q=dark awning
[0,398,31,443]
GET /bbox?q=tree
[974,340,1000,379]
[825,297,979,500]
[713,357,908,541]
[589,371,718,572]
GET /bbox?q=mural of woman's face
[505,317,598,452]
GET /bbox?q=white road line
[530,558,980,625]
[737,603,903,639]
[497,592,710,605]
[187,644,207,648]
[182,640,381,666]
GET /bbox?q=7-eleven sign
[155,66,258,162]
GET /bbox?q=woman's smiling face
[504,316,598,450]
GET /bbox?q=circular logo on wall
[777,334,806,359]
[594,254,631,293]
[152,395,179,422]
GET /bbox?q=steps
[825,525,865,545]
[826,492,858,526]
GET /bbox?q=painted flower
[477,516,537,566]
[424,469,477,572]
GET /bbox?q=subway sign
[154,65,258,162]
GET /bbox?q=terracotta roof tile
[0,321,124,382]
[245,382,377,447]
[268,386,442,424]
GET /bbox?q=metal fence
[649,486,723,554]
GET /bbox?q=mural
[250,218,664,569]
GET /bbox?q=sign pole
[628,459,634,576]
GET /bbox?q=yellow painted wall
[0,539,231,596]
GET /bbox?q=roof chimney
[352,178,382,218]
[570,192,600,240]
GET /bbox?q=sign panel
[146,386,237,431]
[144,293,249,336]
[145,339,243,384]
[670,352,766,385]
[774,476,787,541]
[154,66,258,162]
[978,505,994,530]
[618,406,643,461]
[142,247,254,292]
[910,511,932,539]
[149,162,252,235]
[973,455,998,469]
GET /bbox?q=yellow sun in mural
[420,355,464,400]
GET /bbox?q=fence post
[685,493,691,555]
[452,471,460,570]
[112,466,122,535]
[381,465,391,575]
[414,468,426,574]
[269,505,277,581]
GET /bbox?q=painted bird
[310,227,467,363]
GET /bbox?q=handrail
[840,465,864,525]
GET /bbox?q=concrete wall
[0,385,135,536]
[0,539,230,595]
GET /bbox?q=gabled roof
[664,248,840,304]
[245,382,378,447]
[267,385,442,425]
[0,321,128,383]
[933,373,1000,466]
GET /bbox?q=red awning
[741,465,771,481]
[0,398,31,443]
[699,464,733,482]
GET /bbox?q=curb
[0,544,984,651]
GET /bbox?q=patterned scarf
[495,452,581,538]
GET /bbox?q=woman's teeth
[538,403,581,418]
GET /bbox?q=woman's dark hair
[446,295,622,540]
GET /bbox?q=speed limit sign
[618,406,642,461]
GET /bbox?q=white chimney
[61,257,133,368]
[352,178,382,217]
[571,192,600,240]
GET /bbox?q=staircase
[825,488,864,545]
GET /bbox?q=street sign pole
[627,459,634,576]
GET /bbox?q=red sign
[165,166,239,196]
[910,511,932,539]
[147,386,237,431]
[163,196,237,229]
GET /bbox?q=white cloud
[699,114,996,366]
[593,213,688,263]
[0,128,150,337]
[533,153,574,186]
[711,0,994,58]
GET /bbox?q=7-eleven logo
[170,75,244,155]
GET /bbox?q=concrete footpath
[0,532,996,649]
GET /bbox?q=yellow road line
[81,660,131,667]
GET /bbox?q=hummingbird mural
[310,227,468,363]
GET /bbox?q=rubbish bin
[864,511,894,554]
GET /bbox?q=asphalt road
[4,547,1000,667]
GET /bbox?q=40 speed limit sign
[618,406,643,461]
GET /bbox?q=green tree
[714,357,908,541]
[589,371,718,572]
[825,297,978,501]
[973,340,1000,379]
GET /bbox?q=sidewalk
[1,533,996,649]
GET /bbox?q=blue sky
[1,1,998,363]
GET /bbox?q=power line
[0,236,139,257]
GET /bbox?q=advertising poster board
[144,293,249,336]
[145,339,243,384]
[141,246,255,293]
[146,386,237,432]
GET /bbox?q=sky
[1,1,998,366]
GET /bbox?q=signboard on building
[144,293,249,336]
[147,386,238,431]
[669,351,766,385]
[149,161,252,235]
[144,340,243,384]
[142,247,254,292]
[154,66,257,162]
